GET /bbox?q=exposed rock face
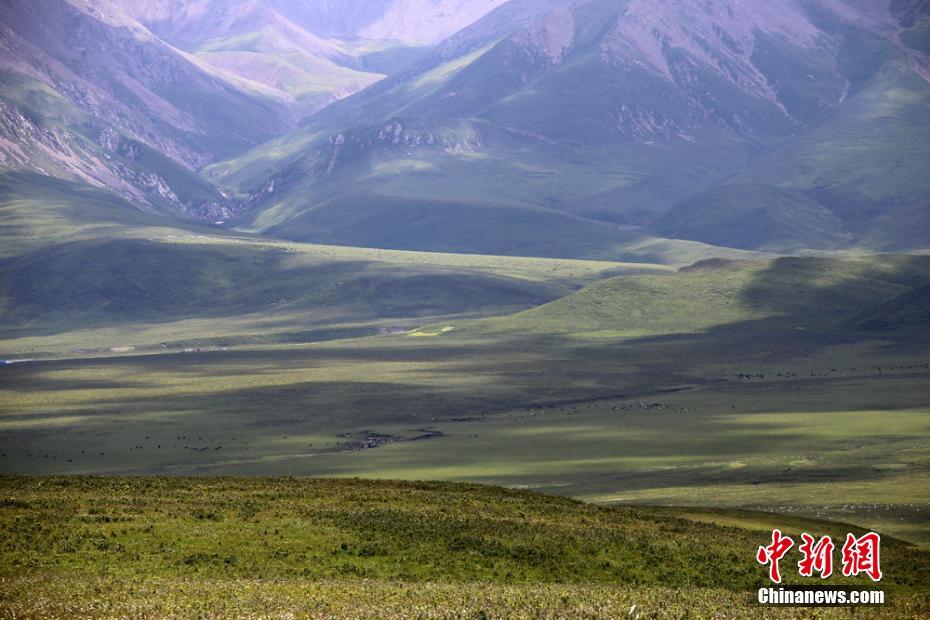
[605,0,823,88]
[316,119,483,178]
[594,0,852,133]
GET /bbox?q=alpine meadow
[1,0,929,618]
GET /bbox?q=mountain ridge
[0,0,512,220]
[1,0,928,255]
[204,0,930,256]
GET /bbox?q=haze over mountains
[0,0,505,218]
[1,0,928,254]
[210,0,930,256]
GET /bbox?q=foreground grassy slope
[0,477,927,618]
[3,254,929,544]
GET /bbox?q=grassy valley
[3,253,929,546]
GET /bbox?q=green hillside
[185,29,390,118]
[0,172,658,353]
[261,193,647,260]
[655,184,850,251]
[4,254,929,545]
[851,282,930,331]
[468,254,930,338]
[1,477,927,618]
[0,172,211,258]
[0,233,575,328]
[733,63,930,248]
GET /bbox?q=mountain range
[1,0,928,255]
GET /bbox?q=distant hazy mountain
[112,0,512,117]
[1,0,928,255]
[0,0,295,218]
[114,0,388,118]
[208,0,930,256]
[0,0,508,219]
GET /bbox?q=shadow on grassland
[0,237,564,339]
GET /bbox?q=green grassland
[1,172,665,356]
[0,234,625,351]
[0,172,214,258]
[3,254,928,547]
[1,477,927,618]
[2,180,929,616]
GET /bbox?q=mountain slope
[0,0,296,219]
[666,57,930,251]
[655,184,850,251]
[852,282,930,330]
[0,0,539,221]
[112,0,397,118]
[262,0,513,46]
[111,0,518,117]
[0,172,210,259]
[209,0,929,257]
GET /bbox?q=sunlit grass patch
[408,326,456,337]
